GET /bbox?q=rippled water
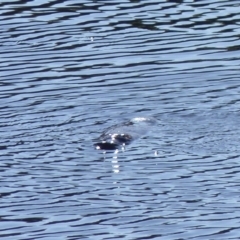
[1,0,240,239]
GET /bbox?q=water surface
[1,0,240,239]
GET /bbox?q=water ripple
[1,0,240,239]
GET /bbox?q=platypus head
[94,133,132,150]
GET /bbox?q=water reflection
[102,149,123,174]
[112,150,120,174]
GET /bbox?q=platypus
[94,117,156,150]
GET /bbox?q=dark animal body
[94,117,156,150]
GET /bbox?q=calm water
[1,0,240,239]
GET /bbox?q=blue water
[1,0,240,239]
